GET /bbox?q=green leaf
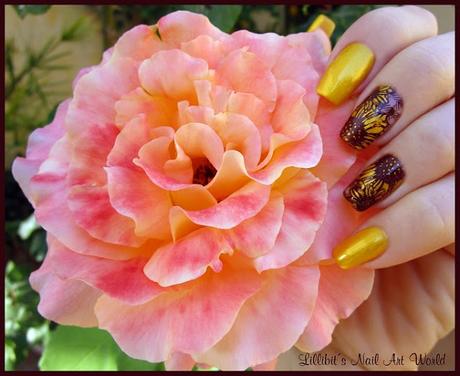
[5,338,17,371]
[39,326,164,371]
[12,5,51,19]
[208,5,243,32]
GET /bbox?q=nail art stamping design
[344,154,405,211]
[341,85,402,149]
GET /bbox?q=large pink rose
[13,11,373,370]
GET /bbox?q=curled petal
[67,57,140,132]
[139,49,209,101]
[254,169,327,272]
[31,171,143,260]
[174,122,224,169]
[206,150,250,201]
[134,136,193,191]
[216,49,277,109]
[158,10,227,46]
[170,185,217,211]
[115,88,178,128]
[286,31,330,75]
[108,115,174,168]
[42,236,164,305]
[12,158,43,207]
[174,181,271,229]
[226,193,284,258]
[252,124,323,185]
[296,264,374,353]
[196,265,320,370]
[271,80,311,139]
[181,35,225,68]
[106,166,171,239]
[67,184,145,247]
[113,24,164,61]
[26,99,70,160]
[95,258,262,362]
[223,30,287,69]
[165,352,196,371]
[67,122,119,187]
[211,112,262,170]
[30,265,100,327]
[144,227,232,287]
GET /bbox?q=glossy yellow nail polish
[333,226,388,269]
[317,43,375,105]
[307,14,336,37]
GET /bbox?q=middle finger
[340,32,454,151]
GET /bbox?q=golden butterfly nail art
[340,85,403,150]
[344,154,405,211]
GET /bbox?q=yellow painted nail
[307,14,336,37]
[317,43,375,105]
[333,227,388,269]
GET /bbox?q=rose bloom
[13,11,374,370]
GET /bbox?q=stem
[5,38,61,99]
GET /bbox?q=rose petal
[165,352,196,371]
[181,35,225,68]
[95,257,262,362]
[113,24,163,61]
[67,185,144,247]
[134,135,194,191]
[67,122,119,187]
[254,169,327,272]
[26,99,70,160]
[139,49,209,101]
[43,236,164,305]
[105,166,171,239]
[31,171,143,260]
[271,80,311,139]
[216,49,277,109]
[158,11,226,46]
[211,112,262,170]
[225,193,284,258]
[144,227,232,287]
[114,87,178,128]
[196,265,320,370]
[67,57,140,132]
[296,264,374,352]
[30,264,100,327]
[252,124,323,185]
[223,30,287,69]
[174,181,271,229]
[174,122,224,169]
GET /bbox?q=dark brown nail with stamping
[344,154,405,211]
[340,85,403,150]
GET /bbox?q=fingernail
[317,43,375,105]
[333,226,388,269]
[344,154,405,211]
[307,14,336,37]
[340,85,403,149]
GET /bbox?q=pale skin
[285,6,455,370]
[332,5,454,268]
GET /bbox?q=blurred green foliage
[40,326,165,371]
[4,4,386,371]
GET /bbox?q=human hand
[293,6,454,370]
[316,5,454,269]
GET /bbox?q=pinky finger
[333,173,454,269]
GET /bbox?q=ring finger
[343,98,454,211]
